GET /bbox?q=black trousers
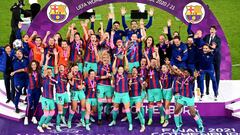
[205,55,221,95]
[4,73,15,101]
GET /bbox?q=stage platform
[0,116,239,134]
[0,80,240,122]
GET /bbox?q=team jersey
[145,47,154,59]
[138,66,148,81]
[148,68,161,89]
[55,72,68,93]
[129,76,142,97]
[84,77,99,98]
[97,62,112,86]
[173,76,195,98]
[160,71,173,89]
[84,40,97,63]
[198,51,214,70]
[44,47,55,67]
[12,57,29,83]
[70,40,84,63]
[171,43,188,68]
[28,39,44,63]
[114,72,128,93]
[42,76,56,99]
[113,47,125,67]
[56,45,70,67]
[98,40,112,52]
[127,41,139,62]
[173,76,182,95]
[70,71,83,91]
[28,71,42,90]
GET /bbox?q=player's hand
[140,19,145,28]
[10,72,15,76]
[121,7,126,16]
[163,26,168,34]
[46,31,51,36]
[53,48,58,56]
[167,19,171,27]
[149,8,154,16]
[90,15,95,22]
[194,71,200,78]
[100,21,103,26]
[111,30,115,36]
[177,56,182,61]
[165,58,170,65]
[18,22,23,29]
[211,42,217,49]
[106,73,112,78]
[46,54,51,61]
[33,31,37,36]
[108,13,114,19]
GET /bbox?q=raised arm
[28,31,38,48]
[124,52,129,71]
[145,8,154,29]
[112,55,117,74]
[106,13,114,33]
[121,7,128,30]
[42,31,51,47]
[140,19,147,42]
[43,54,51,77]
[167,19,173,41]
[100,22,104,39]
[94,43,99,62]
[144,51,151,68]
[69,23,76,43]
[187,22,194,36]
[16,22,22,39]
[53,48,59,74]
[90,15,95,32]
[110,30,115,49]
[81,20,89,41]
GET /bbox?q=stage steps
[225,100,240,118]
[0,81,27,121]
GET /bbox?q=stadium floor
[0,116,239,134]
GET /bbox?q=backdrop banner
[27,0,232,80]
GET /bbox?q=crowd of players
[0,7,222,133]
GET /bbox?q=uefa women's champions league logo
[183,2,205,24]
[47,1,69,23]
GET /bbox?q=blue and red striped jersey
[145,47,154,59]
[55,72,68,93]
[70,41,84,63]
[113,47,125,68]
[84,78,98,98]
[70,72,83,91]
[160,71,173,89]
[114,72,128,93]
[84,40,97,63]
[42,76,56,99]
[44,47,55,67]
[148,68,160,89]
[28,71,42,90]
[179,76,194,98]
[129,76,142,97]
[97,62,112,86]
[127,41,139,62]
[138,66,148,81]
[173,76,182,95]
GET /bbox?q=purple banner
[27,0,232,80]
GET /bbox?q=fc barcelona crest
[47,1,69,23]
[183,2,205,24]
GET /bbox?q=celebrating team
[1,7,222,133]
